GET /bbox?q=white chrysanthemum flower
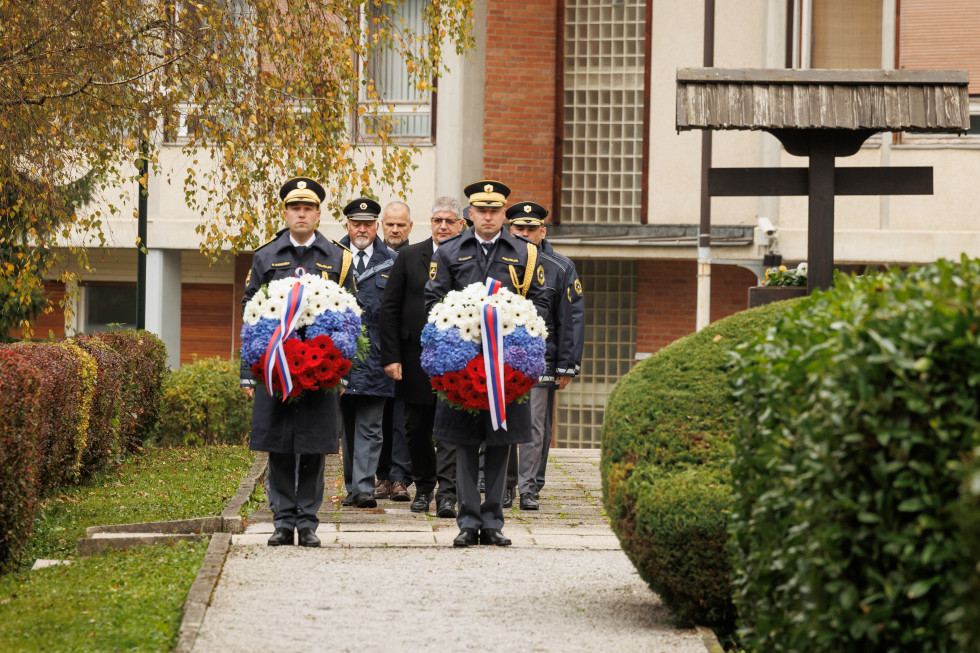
[459,323,480,342]
[436,314,453,329]
[243,303,262,325]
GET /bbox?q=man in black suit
[424,180,549,547]
[380,196,465,516]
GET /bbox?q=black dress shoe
[453,528,479,547]
[297,527,320,548]
[436,498,456,518]
[479,528,512,546]
[342,493,355,506]
[267,527,294,546]
[353,491,377,508]
[502,487,514,508]
[519,492,539,510]
[411,492,432,513]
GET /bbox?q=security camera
[757,217,775,236]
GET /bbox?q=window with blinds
[561,0,646,225]
[810,0,882,69]
[553,259,636,449]
[356,0,433,143]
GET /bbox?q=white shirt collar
[476,232,500,247]
[289,233,316,248]
[355,243,374,262]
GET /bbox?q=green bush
[0,347,41,572]
[91,330,167,451]
[730,257,980,651]
[154,356,251,446]
[601,299,802,630]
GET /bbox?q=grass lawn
[0,445,255,652]
[0,540,207,652]
[26,446,255,563]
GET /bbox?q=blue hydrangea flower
[331,332,358,359]
[420,324,480,376]
[241,318,280,365]
[503,327,546,378]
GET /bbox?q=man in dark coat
[424,180,549,547]
[240,177,355,548]
[506,201,585,511]
[380,196,465,517]
[339,198,398,508]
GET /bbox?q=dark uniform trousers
[241,228,353,531]
[424,228,548,532]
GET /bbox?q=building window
[561,0,645,225]
[82,284,137,333]
[553,259,637,449]
[355,0,433,143]
[897,0,980,145]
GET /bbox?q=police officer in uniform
[338,197,398,508]
[425,180,549,547]
[240,177,356,547]
[506,201,585,510]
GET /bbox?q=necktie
[356,251,367,274]
[482,242,493,261]
[294,245,306,259]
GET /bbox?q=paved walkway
[190,449,710,652]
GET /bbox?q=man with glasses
[339,197,397,508]
[380,197,465,517]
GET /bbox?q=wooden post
[808,139,836,292]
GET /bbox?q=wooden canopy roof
[676,68,970,133]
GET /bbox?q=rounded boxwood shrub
[153,356,251,447]
[730,257,980,651]
[601,298,803,630]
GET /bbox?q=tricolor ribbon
[264,281,306,401]
[481,277,507,430]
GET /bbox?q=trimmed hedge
[0,348,41,571]
[91,330,167,452]
[601,299,802,630]
[70,336,125,476]
[153,356,251,447]
[730,257,980,651]
[0,330,167,572]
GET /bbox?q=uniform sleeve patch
[537,265,546,285]
[429,261,438,280]
[574,279,583,294]
[244,269,252,286]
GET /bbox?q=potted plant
[748,262,808,308]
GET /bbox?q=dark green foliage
[70,336,125,475]
[90,330,167,451]
[0,348,41,572]
[730,257,980,652]
[954,458,980,650]
[601,299,802,630]
[154,356,251,446]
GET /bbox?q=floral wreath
[240,273,367,399]
[421,281,547,416]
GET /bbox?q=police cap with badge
[280,177,326,206]
[506,201,548,226]
[342,197,382,221]
[463,180,511,207]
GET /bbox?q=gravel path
[190,449,709,652]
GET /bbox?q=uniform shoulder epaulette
[332,239,352,253]
[539,249,573,273]
[439,233,462,245]
[254,227,289,253]
[512,233,535,245]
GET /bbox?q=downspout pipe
[696,0,715,332]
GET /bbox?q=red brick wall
[483,0,558,210]
[636,260,759,353]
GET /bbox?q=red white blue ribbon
[264,281,306,401]
[482,278,506,430]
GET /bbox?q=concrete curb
[171,452,267,653]
[698,626,724,652]
[172,533,232,653]
[78,533,208,556]
[85,517,222,537]
[220,451,268,534]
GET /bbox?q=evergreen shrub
[70,336,125,475]
[0,347,41,572]
[154,356,251,446]
[730,257,980,651]
[601,299,802,630]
